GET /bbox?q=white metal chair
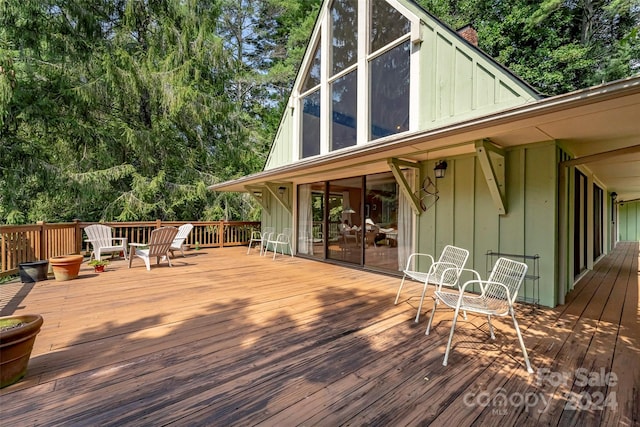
[395,245,470,322]
[264,228,293,259]
[169,223,194,257]
[128,227,179,271]
[247,227,274,255]
[427,257,533,373]
[84,224,128,261]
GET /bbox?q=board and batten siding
[265,107,294,170]
[618,200,640,241]
[416,142,557,307]
[418,19,537,129]
[262,191,293,254]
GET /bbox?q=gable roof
[262,0,542,171]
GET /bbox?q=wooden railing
[0,220,260,278]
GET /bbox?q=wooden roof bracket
[475,139,507,215]
[245,185,270,214]
[388,158,422,215]
[265,182,293,214]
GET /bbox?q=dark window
[331,71,357,150]
[330,0,358,76]
[593,184,603,260]
[370,1,410,53]
[302,90,321,158]
[370,41,410,140]
[301,40,321,92]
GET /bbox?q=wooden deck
[0,243,638,426]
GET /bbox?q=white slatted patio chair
[395,245,470,323]
[169,223,194,257]
[128,227,179,271]
[247,227,274,255]
[84,224,128,261]
[427,257,533,373]
[264,228,293,260]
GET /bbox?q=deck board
[0,243,638,426]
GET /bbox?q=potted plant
[88,259,109,272]
[0,314,44,388]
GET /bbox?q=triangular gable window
[298,0,414,159]
[330,0,358,76]
[301,39,321,158]
[370,1,410,53]
[302,41,321,93]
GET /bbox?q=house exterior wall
[619,201,640,241]
[265,108,294,170]
[264,0,539,171]
[262,192,293,254]
[416,143,557,307]
[256,0,620,309]
[418,19,537,128]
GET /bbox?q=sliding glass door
[297,182,326,259]
[297,171,413,273]
[328,177,363,264]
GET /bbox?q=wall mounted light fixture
[278,186,286,196]
[434,160,448,179]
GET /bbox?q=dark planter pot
[18,260,49,283]
[0,314,44,388]
[49,255,84,281]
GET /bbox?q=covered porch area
[0,242,637,425]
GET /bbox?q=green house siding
[262,192,293,254]
[418,19,537,128]
[619,201,640,241]
[416,143,557,307]
[265,109,294,170]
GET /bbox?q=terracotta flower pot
[49,255,84,281]
[0,314,44,388]
[94,265,105,273]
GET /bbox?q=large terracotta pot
[49,255,84,281]
[0,314,44,388]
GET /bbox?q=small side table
[128,243,148,268]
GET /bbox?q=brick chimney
[457,24,478,47]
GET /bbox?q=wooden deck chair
[395,245,469,323]
[247,227,274,255]
[128,227,179,271]
[427,257,533,373]
[84,224,128,261]
[169,223,194,257]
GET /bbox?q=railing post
[219,221,224,248]
[156,219,162,229]
[1,229,5,273]
[73,219,81,255]
[37,221,46,261]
